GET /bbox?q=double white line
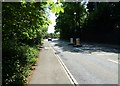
[49,45,79,86]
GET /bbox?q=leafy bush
[2,1,64,85]
[2,2,47,85]
[2,40,39,85]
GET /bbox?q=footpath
[28,40,71,84]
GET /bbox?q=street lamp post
[68,13,77,45]
[74,12,77,45]
[73,2,82,47]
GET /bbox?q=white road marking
[44,47,50,50]
[49,45,79,86]
[92,52,118,55]
[108,59,118,64]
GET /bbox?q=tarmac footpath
[28,40,72,84]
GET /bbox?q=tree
[82,2,120,44]
[55,2,88,40]
[2,2,50,85]
[2,2,50,45]
[2,1,65,84]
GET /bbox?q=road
[49,39,119,84]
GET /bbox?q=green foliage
[26,47,38,65]
[46,33,60,38]
[55,2,120,44]
[55,2,88,39]
[3,41,38,85]
[2,2,50,85]
[46,1,64,14]
[82,2,120,44]
[2,2,49,46]
[86,2,120,31]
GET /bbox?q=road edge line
[50,45,79,86]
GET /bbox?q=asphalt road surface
[49,39,119,84]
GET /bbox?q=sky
[47,12,56,33]
[47,0,57,33]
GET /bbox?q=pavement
[28,40,71,84]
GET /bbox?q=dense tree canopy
[82,2,120,44]
[55,2,120,44]
[2,1,65,85]
[55,2,88,40]
[2,2,61,85]
[3,2,49,45]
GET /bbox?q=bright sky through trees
[48,12,56,33]
[47,0,57,33]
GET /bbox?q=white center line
[108,59,118,64]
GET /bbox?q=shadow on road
[51,39,119,54]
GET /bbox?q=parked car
[48,38,52,41]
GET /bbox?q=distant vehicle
[48,38,52,41]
